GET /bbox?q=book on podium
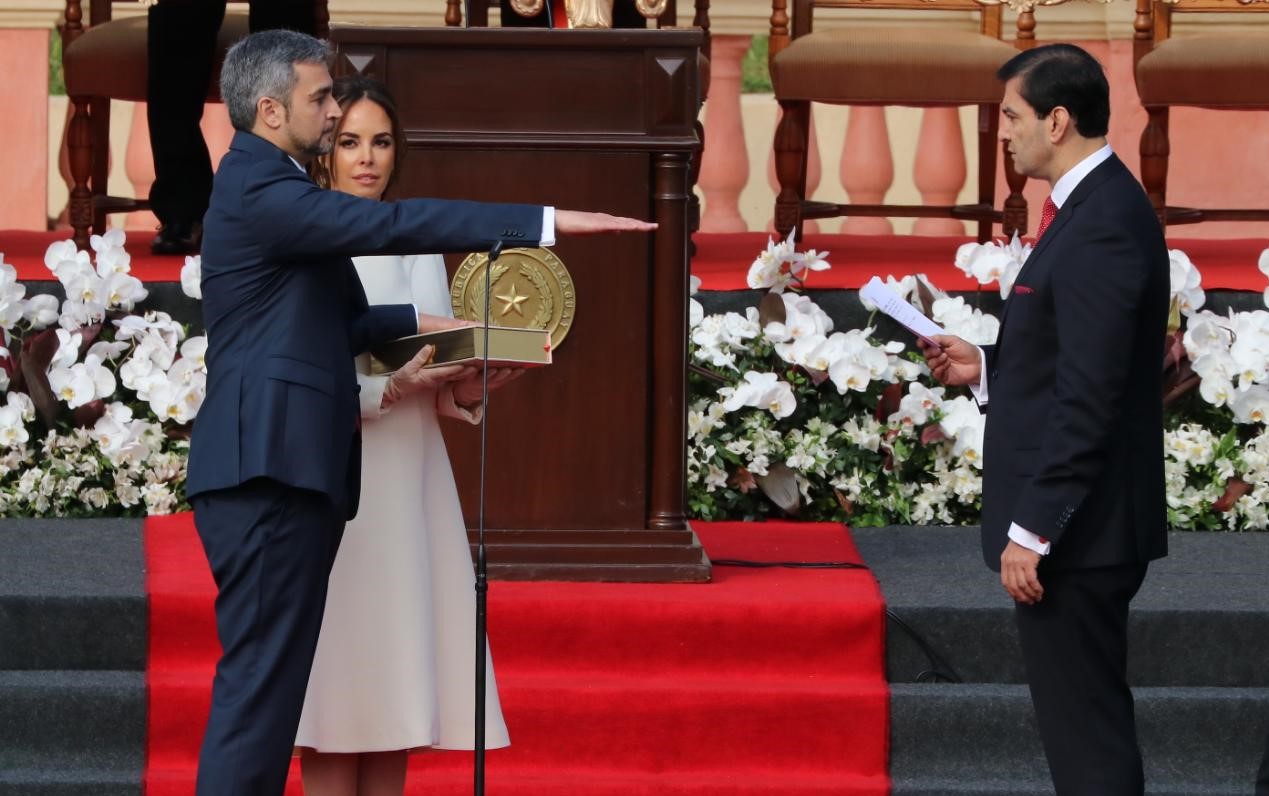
[369,326,553,375]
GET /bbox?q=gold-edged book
[369,326,553,375]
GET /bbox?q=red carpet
[144,515,890,795]
[5,229,1266,294]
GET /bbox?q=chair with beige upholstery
[1134,0,1269,227]
[60,0,330,248]
[768,0,1043,242]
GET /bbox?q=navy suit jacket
[187,131,542,517]
[980,154,1169,571]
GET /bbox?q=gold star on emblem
[496,283,530,317]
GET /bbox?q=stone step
[890,683,1269,794]
[0,520,145,672]
[855,526,1269,687]
[0,670,143,789]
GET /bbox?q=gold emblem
[451,247,576,350]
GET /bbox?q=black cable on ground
[885,609,962,684]
[711,559,870,570]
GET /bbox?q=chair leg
[67,96,93,250]
[1002,137,1027,240]
[773,98,810,242]
[1140,105,1169,227]
[89,96,111,237]
[976,104,999,243]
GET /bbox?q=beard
[289,127,334,161]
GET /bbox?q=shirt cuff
[1008,523,1051,556]
[540,207,555,247]
[968,345,989,405]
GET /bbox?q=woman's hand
[382,345,476,409]
[452,367,526,407]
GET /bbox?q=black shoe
[151,221,202,256]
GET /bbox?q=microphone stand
[473,239,503,796]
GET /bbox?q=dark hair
[308,76,406,193]
[996,44,1110,139]
[221,30,332,132]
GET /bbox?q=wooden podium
[332,27,709,582]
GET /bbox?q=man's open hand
[555,210,656,235]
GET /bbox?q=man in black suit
[920,44,1168,795]
[146,0,315,255]
[187,29,652,796]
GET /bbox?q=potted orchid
[688,233,1269,531]
[0,231,206,516]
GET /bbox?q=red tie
[551,0,567,26]
[1034,196,1058,241]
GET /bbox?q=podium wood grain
[333,27,709,581]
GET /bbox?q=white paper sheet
[860,277,946,346]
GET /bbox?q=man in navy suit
[186,29,654,796]
[921,44,1168,795]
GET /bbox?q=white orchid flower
[0,405,29,449]
[113,315,151,341]
[81,354,117,399]
[829,356,872,393]
[51,329,82,370]
[22,294,59,329]
[0,286,26,329]
[720,371,796,418]
[43,239,83,272]
[94,245,132,278]
[689,298,704,329]
[89,228,127,253]
[7,391,35,423]
[88,340,131,362]
[1183,311,1233,359]
[1168,249,1205,316]
[64,272,107,319]
[890,382,945,426]
[689,274,701,295]
[181,255,202,300]
[47,364,96,408]
[1231,385,1269,424]
[938,396,987,467]
[102,271,148,311]
[180,336,208,370]
[1199,375,1234,408]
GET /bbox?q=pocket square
[1012,285,1034,295]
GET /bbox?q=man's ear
[257,96,285,131]
[1048,106,1072,143]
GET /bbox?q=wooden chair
[1134,0,1269,227]
[447,0,709,40]
[60,0,330,248]
[768,0,1045,242]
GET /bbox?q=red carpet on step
[144,514,890,795]
[5,229,1267,293]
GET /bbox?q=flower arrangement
[0,231,205,516]
[688,232,1269,531]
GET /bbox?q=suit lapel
[998,155,1127,331]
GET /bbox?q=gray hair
[220,30,333,132]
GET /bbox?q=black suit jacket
[187,131,542,518]
[980,154,1169,572]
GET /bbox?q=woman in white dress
[295,76,521,796]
